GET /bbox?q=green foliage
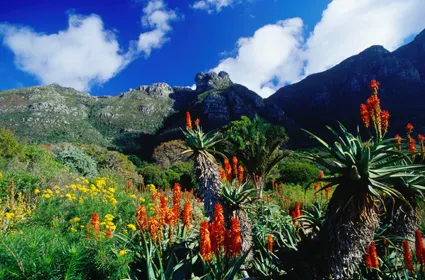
[127,154,145,168]
[152,140,189,168]
[278,161,319,184]
[0,128,24,159]
[0,172,39,199]
[57,147,98,178]
[139,164,179,189]
[218,115,289,181]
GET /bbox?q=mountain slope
[266,30,425,137]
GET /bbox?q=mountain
[266,29,425,139]
[0,71,288,156]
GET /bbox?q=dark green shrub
[139,164,180,189]
[0,128,24,159]
[170,162,196,190]
[278,161,319,184]
[57,147,98,178]
[0,171,40,199]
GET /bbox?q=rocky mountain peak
[138,82,173,97]
[195,71,233,92]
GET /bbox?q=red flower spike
[230,218,242,257]
[370,242,380,268]
[268,234,274,252]
[360,104,370,128]
[200,221,212,261]
[415,229,425,264]
[403,240,415,272]
[186,112,193,130]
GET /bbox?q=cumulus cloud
[137,0,179,57]
[192,0,239,13]
[213,18,304,97]
[212,0,425,97]
[0,0,179,91]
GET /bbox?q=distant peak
[413,28,425,42]
[358,45,390,56]
[195,71,233,92]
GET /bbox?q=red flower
[406,123,414,136]
[91,213,100,235]
[230,218,242,257]
[127,180,133,189]
[409,138,417,152]
[209,223,217,254]
[186,112,193,130]
[403,240,415,272]
[106,227,113,238]
[318,170,324,179]
[366,95,380,111]
[237,165,244,183]
[369,80,379,91]
[360,104,370,128]
[218,167,226,181]
[415,229,425,264]
[173,183,181,209]
[314,182,319,199]
[232,156,238,177]
[380,110,390,133]
[213,204,225,253]
[418,134,425,143]
[136,206,148,230]
[325,187,331,200]
[365,245,372,269]
[268,234,274,252]
[194,118,200,127]
[148,217,160,243]
[370,242,379,268]
[182,201,192,230]
[200,221,212,261]
[224,229,232,257]
[224,158,232,182]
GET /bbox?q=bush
[0,129,24,159]
[278,161,319,184]
[152,140,189,168]
[139,164,180,189]
[57,147,98,178]
[0,171,40,199]
[170,162,196,190]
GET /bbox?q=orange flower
[91,213,100,235]
[200,221,212,261]
[224,158,232,181]
[237,165,244,183]
[136,206,148,230]
[403,240,415,272]
[318,170,324,179]
[209,223,217,254]
[365,245,372,269]
[409,138,417,152]
[415,229,425,264]
[366,95,380,111]
[394,134,402,150]
[194,118,200,127]
[325,187,331,200]
[160,195,167,210]
[148,217,160,243]
[380,110,390,133]
[186,112,192,130]
[230,218,242,257]
[360,104,370,128]
[182,201,192,230]
[406,123,414,136]
[106,227,113,238]
[314,182,319,199]
[213,204,225,253]
[268,234,274,252]
[173,183,181,207]
[369,80,379,91]
[218,167,226,181]
[418,134,425,143]
[232,156,238,177]
[127,180,133,189]
[370,242,379,268]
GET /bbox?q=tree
[0,128,24,159]
[182,113,225,219]
[218,115,289,198]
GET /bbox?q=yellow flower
[80,225,85,228]
[42,194,52,199]
[130,194,137,199]
[70,227,77,232]
[127,224,137,231]
[5,212,15,219]
[47,189,53,194]
[34,189,40,195]
[65,193,72,200]
[55,190,60,194]
[108,188,115,193]
[0,172,3,179]
[54,185,60,189]
[148,184,157,194]
[71,217,81,223]
[105,214,114,221]
[119,250,127,256]
[123,229,128,234]
[140,197,146,203]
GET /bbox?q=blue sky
[1,0,425,97]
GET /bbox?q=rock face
[195,71,233,92]
[266,31,425,138]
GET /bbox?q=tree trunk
[319,189,380,278]
[195,153,224,219]
[236,209,253,261]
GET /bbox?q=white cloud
[212,0,425,98]
[137,0,178,57]
[0,0,179,91]
[213,18,304,97]
[192,0,237,13]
